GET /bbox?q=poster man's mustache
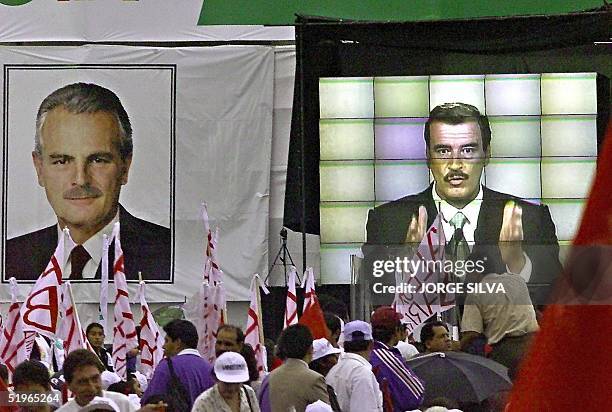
[63,186,102,199]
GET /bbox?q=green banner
[198,0,603,25]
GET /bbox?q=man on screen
[6,82,170,281]
[365,102,562,304]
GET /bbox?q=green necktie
[448,212,470,275]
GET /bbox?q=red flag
[299,294,330,340]
[110,223,138,379]
[508,122,612,410]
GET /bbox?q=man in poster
[6,82,171,281]
[364,102,562,305]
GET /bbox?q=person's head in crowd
[318,294,349,322]
[215,324,245,358]
[106,380,132,396]
[342,320,373,357]
[12,360,51,396]
[100,370,121,390]
[309,338,342,377]
[86,322,106,351]
[424,397,460,410]
[239,343,260,384]
[421,321,452,353]
[63,349,105,407]
[0,363,8,384]
[424,102,491,208]
[213,352,250,402]
[323,312,342,348]
[162,319,198,357]
[32,82,134,245]
[276,324,314,363]
[370,306,404,347]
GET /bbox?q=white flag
[245,274,269,377]
[393,213,450,335]
[0,278,29,375]
[99,234,110,336]
[20,229,69,338]
[110,223,138,379]
[284,266,298,328]
[57,282,92,355]
[302,267,316,313]
[137,282,164,379]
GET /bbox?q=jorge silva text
[372,282,507,294]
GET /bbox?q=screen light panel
[320,244,362,284]
[541,73,597,115]
[541,158,596,198]
[485,74,541,116]
[541,116,598,157]
[320,119,375,160]
[320,162,374,202]
[484,159,542,199]
[374,119,426,160]
[374,76,429,118]
[429,75,485,114]
[320,203,373,243]
[545,199,587,241]
[489,116,541,158]
[375,161,431,202]
[319,77,374,119]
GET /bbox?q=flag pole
[255,275,265,346]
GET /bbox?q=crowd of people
[0,296,532,412]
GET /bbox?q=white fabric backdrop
[0,45,274,304]
[0,0,293,42]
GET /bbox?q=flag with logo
[0,278,29,375]
[20,229,69,338]
[137,281,164,378]
[245,274,269,376]
[57,282,92,355]
[302,267,316,313]
[284,266,299,328]
[393,212,449,335]
[110,223,138,379]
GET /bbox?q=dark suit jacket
[5,205,171,281]
[364,185,562,304]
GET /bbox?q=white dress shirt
[56,390,135,412]
[432,183,532,282]
[326,352,383,412]
[58,212,119,279]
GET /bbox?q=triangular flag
[138,282,165,379]
[299,295,330,340]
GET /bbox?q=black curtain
[283,8,611,235]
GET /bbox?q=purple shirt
[141,349,215,409]
[370,341,425,412]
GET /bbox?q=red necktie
[69,245,91,280]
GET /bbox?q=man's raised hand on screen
[405,205,428,245]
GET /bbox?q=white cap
[79,396,120,412]
[132,370,148,391]
[311,338,342,362]
[214,351,249,383]
[343,320,373,342]
[305,400,334,412]
[100,370,121,389]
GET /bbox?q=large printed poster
[1,45,274,303]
